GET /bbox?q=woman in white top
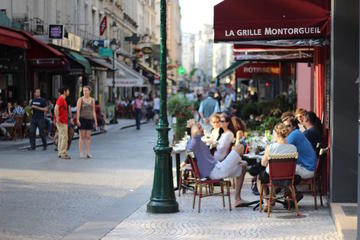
[258,123,297,208]
[214,115,235,161]
[207,114,222,144]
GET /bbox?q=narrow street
[0,122,157,240]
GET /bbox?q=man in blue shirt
[186,120,248,207]
[283,117,317,179]
[29,88,48,150]
[198,90,220,133]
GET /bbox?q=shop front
[0,26,29,106]
[214,0,337,201]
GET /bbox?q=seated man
[186,120,248,207]
[283,117,317,180]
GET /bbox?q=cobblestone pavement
[103,178,340,240]
[0,121,156,240]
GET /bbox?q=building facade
[181,32,195,76]
[0,0,158,107]
[194,24,213,83]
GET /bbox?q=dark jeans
[29,118,47,148]
[135,109,142,129]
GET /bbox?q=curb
[18,130,105,150]
[120,121,149,130]
[18,120,152,150]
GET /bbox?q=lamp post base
[147,199,179,213]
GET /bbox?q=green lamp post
[147,0,179,214]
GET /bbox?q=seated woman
[303,111,323,150]
[258,123,297,208]
[231,116,247,150]
[207,113,222,145]
[186,120,248,207]
[213,114,235,162]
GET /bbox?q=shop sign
[224,27,322,39]
[236,63,281,78]
[52,32,82,51]
[106,78,143,87]
[100,16,107,36]
[48,24,63,39]
[177,66,186,75]
[99,47,113,57]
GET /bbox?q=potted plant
[167,95,193,143]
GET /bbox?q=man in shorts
[186,120,248,207]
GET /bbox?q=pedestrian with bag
[54,87,71,160]
[76,86,97,158]
[29,88,48,150]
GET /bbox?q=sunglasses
[220,120,227,123]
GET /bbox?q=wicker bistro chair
[178,162,196,196]
[259,152,299,217]
[187,152,232,213]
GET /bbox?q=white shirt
[153,98,160,110]
[214,131,234,161]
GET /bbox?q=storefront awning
[214,0,330,43]
[86,57,114,71]
[0,26,29,49]
[215,61,248,80]
[137,61,157,75]
[21,31,68,69]
[106,60,148,87]
[68,51,91,75]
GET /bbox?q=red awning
[21,31,65,60]
[214,0,330,43]
[20,31,68,69]
[0,26,29,49]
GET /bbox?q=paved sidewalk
[102,177,340,240]
[0,119,144,151]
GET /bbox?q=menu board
[49,25,63,39]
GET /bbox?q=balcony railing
[0,11,23,30]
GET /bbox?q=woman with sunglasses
[214,114,235,162]
[207,114,222,145]
[231,116,247,150]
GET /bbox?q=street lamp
[147,0,179,214]
[110,38,117,104]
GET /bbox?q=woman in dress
[214,114,235,162]
[76,86,97,158]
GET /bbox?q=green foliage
[236,95,294,132]
[168,95,193,142]
[240,102,258,120]
[260,115,281,131]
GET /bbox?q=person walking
[76,86,97,158]
[133,94,143,130]
[198,89,220,134]
[29,88,48,150]
[153,95,160,125]
[54,87,70,160]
